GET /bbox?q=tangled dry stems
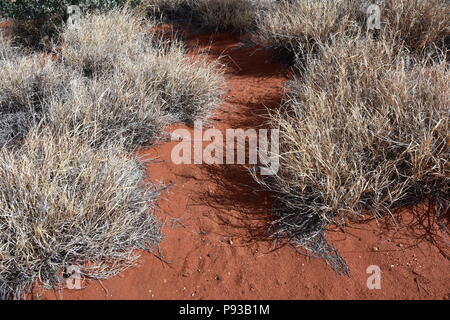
[146,0,274,32]
[0,8,224,299]
[59,8,224,135]
[0,127,163,299]
[256,0,360,56]
[255,37,449,272]
[256,0,450,59]
[0,33,23,60]
[0,53,70,146]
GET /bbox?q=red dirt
[9,26,449,300]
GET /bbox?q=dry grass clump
[0,7,227,299]
[380,0,450,55]
[0,33,22,60]
[0,55,67,113]
[59,9,224,131]
[256,0,450,60]
[147,0,272,32]
[60,8,151,76]
[190,0,264,32]
[0,53,70,145]
[115,43,224,124]
[256,0,359,57]
[255,37,449,271]
[46,73,167,149]
[0,127,162,299]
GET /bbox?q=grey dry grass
[146,0,272,32]
[60,8,151,76]
[0,33,22,60]
[46,72,167,149]
[256,0,359,57]
[0,8,226,299]
[256,0,450,60]
[380,0,450,55]
[59,8,224,134]
[0,127,162,299]
[254,37,449,271]
[0,50,70,146]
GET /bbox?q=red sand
[3,24,448,299]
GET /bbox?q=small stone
[373,247,379,252]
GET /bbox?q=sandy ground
[1,22,448,300]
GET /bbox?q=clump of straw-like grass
[256,0,450,61]
[256,0,359,59]
[59,8,224,130]
[0,52,70,146]
[0,127,163,300]
[380,0,450,55]
[254,37,449,272]
[146,0,273,32]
